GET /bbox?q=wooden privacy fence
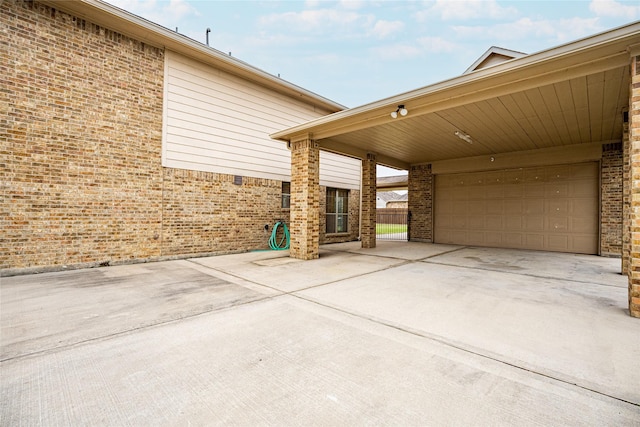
[376,208,408,241]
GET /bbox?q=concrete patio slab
[0,260,267,361]
[427,246,624,287]
[297,257,639,404]
[321,240,462,260]
[2,242,639,425]
[191,247,405,293]
[2,296,637,426]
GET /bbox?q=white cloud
[371,20,404,38]
[105,0,199,27]
[589,0,640,18]
[259,9,369,34]
[338,0,366,10]
[453,17,602,44]
[416,0,518,22]
[417,36,458,53]
[370,43,423,60]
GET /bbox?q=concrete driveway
[1,242,639,425]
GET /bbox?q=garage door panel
[452,216,467,228]
[485,233,502,245]
[468,201,485,214]
[504,200,523,214]
[505,216,522,230]
[504,233,523,247]
[467,231,484,246]
[524,168,545,182]
[486,216,502,229]
[548,217,569,231]
[546,183,569,198]
[504,184,523,198]
[524,216,544,231]
[468,216,484,229]
[434,162,597,254]
[572,217,598,233]
[525,234,545,250]
[547,200,569,215]
[453,201,467,214]
[572,235,597,254]
[547,234,570,251]
[571,180,597,197]
[525,184,545,198]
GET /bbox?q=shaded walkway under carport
[2,242,638,424]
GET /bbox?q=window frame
[326,187,349,234]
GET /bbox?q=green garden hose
[269,221,290,250]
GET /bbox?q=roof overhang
[38,0,345,113]
[271,22,640,170]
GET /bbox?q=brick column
[290,137,320,260]
[408,164,433,242]
[628,52,640,318]
[361,153,377,249]
[623,114,631,274]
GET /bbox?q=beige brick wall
[629,54,640,318]
[162,169,290,256]
[600,143,623,257]
[361,153,377,248]
[289,138,320,260]
[1,1,355,273]
[622,116,630,273]
[2,0,164,270]
[408,164,433,242]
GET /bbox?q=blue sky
[106,0,639,108]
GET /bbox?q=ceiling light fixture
[454,130,473,144]
[390,104,408,119]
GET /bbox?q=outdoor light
[390,104,408,119]
[454,130,473,144]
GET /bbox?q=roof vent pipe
[206,28,211,46]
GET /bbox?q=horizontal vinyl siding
[163,51,359,185]
[320,151,361,190]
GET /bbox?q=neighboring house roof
[463,46,527,74]
[39,0,345,114]
[271,22,639,171]
[376,191,404,203]
[377,175,408,190]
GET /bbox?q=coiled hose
[269,220,290,250]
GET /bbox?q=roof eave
[37,0,345,113]
[270,20,640,142]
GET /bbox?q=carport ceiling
[271,23,639,170]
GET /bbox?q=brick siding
[2,0,164,270]
[408,164,433,242]
[162,169,290,256]
[629,54,640,318]
[361,153,377,248]
[600,143,623,257]
[289,138,320,260]
[1,1,355,273]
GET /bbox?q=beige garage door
[434,162,598,254]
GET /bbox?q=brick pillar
[623,114,631,274]
[408,164,433,242]
[361,153,377,249]
[290,138,320,260]
[628,52,640,318]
